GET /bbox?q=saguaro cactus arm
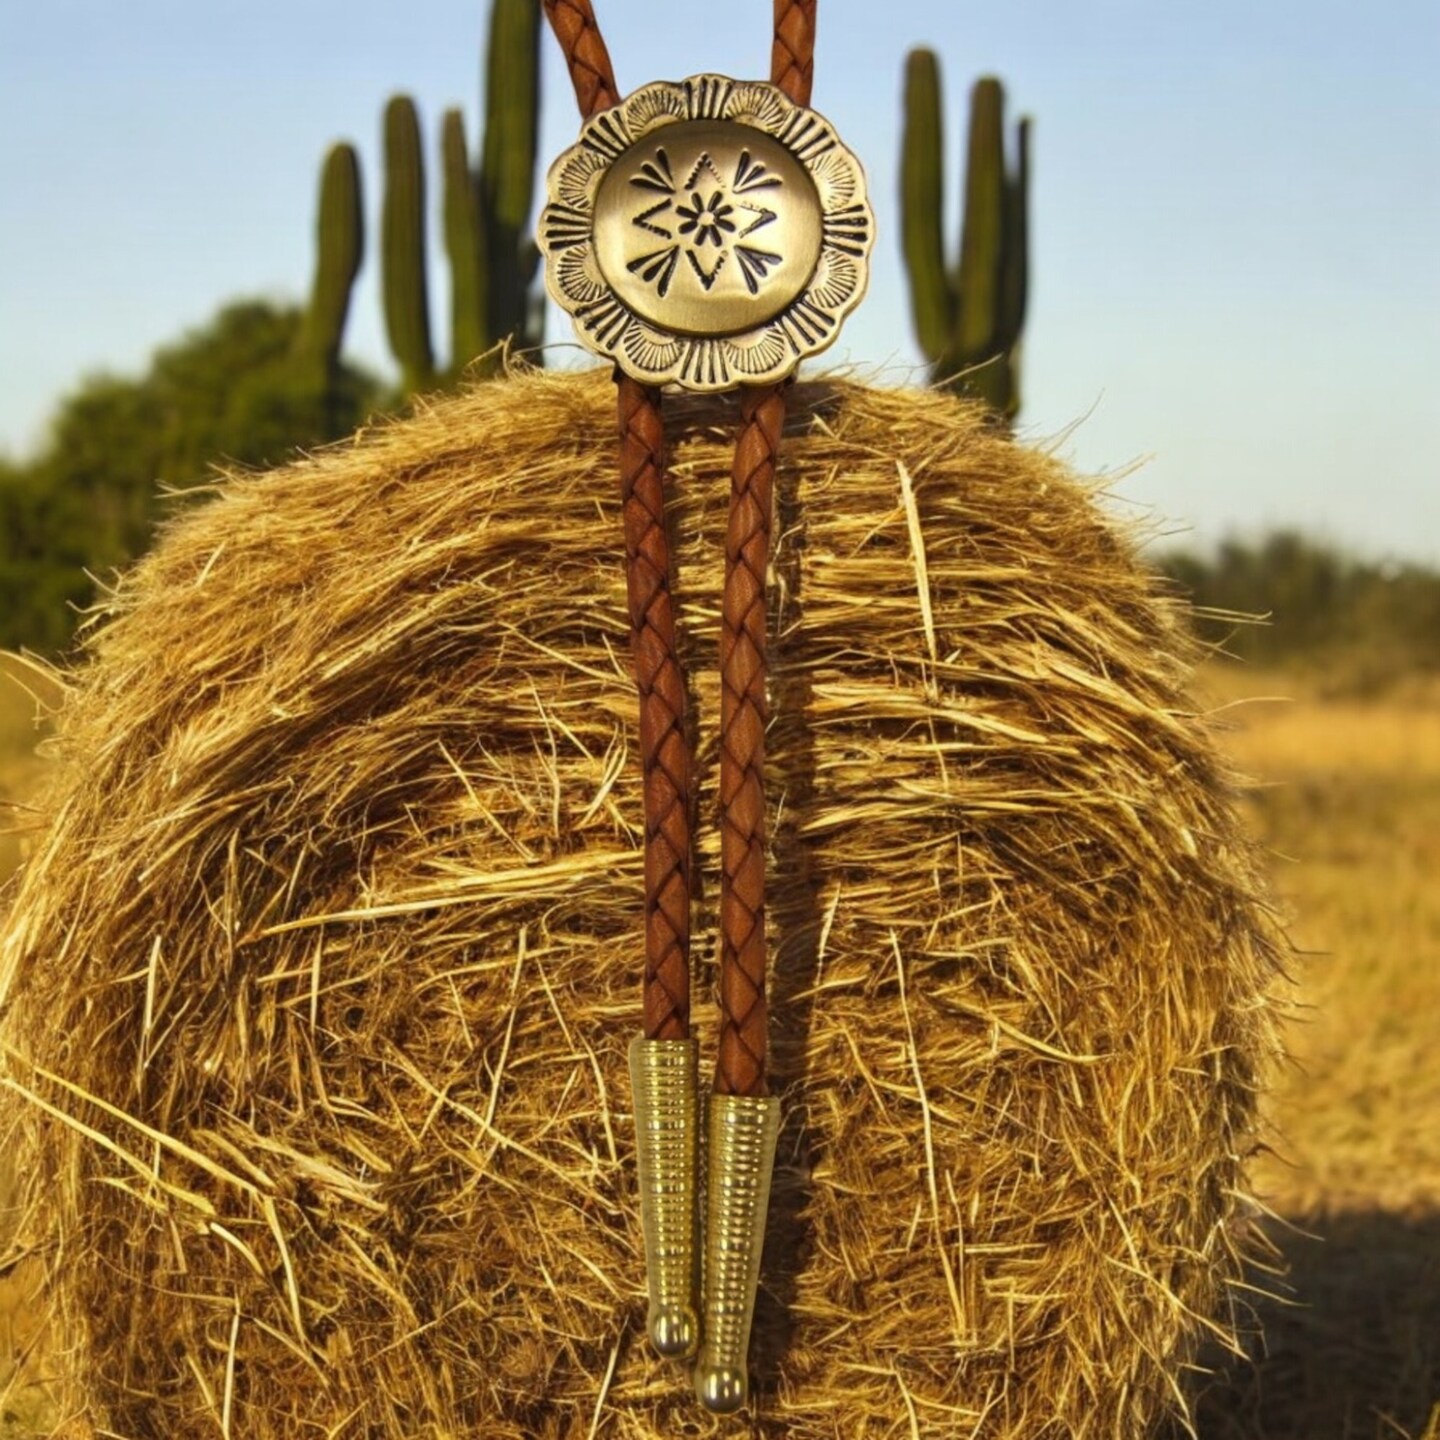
[479,0,542,351]
[442,108,487,375]
[997,114,1030,355]
[300,143,364,373]
[899,52,1031,418]
[382,95,436,392]
[954,77,1006,367]
[901,49,955,366]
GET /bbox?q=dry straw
[0,369,1283,1438]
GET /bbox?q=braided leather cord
[771,0,818,106]
[540,0,622,118]
[541,1,823,1079]
[541,4,693,1040]
[715,385,786,1096]
[617,376,694,1041]
[710,2,816,1095]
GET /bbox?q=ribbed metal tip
[695,1091,781,1413]
[628,1036,701,1362]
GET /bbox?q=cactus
[901,53,1030,418]
[299,142,364,377]
[478,0,543,358]
[442,109,487,373]
[381,95,436,394]
[305,0,544,397]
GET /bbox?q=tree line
[0,301,379,653]
[1157,531,1440,684]
[3,297,1435,678]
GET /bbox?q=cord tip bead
[695,1362,748,1413]
[650,1302,700,1360]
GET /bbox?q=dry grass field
[1185,667,1440,1440]
[0,657,59,1439]
[0,656,1435,1438]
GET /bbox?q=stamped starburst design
[675,190,736,248]
[539,74,874,392]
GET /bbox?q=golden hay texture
[0,369,1284,1438]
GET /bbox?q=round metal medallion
[539,75,874,392]
[593,119,823,337]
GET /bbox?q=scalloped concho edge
[539,74,874,392]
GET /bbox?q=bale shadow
[1182,1209,1440,1440]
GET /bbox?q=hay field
[0,660,58,1438]
[0,660,54,894]
[0,658,1435,1438]
[1185,668,1440,1440]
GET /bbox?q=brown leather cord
[771,0,818,107]
[540,0,621,120]
[707,4,813,1096]
[617,375,694,1042]
[541,4,694,1041]
[715,383,785,1097]
[541,2,816,1085]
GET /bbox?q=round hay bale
[0,369,1283,1438]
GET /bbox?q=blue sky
[2,0,1437,560]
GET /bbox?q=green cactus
[304,0,544,397]
[901,53,1030,418]
[900,51,953,364]
[381,94,436,393]
[478,0,543,357]
[299,142,364,377]
[442,109,487,373]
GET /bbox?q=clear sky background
[2,0,1436,560]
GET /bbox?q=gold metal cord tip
[628,1036,701,1361]
[695,1091,781,1413]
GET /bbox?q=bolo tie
[536,0,873,1412]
